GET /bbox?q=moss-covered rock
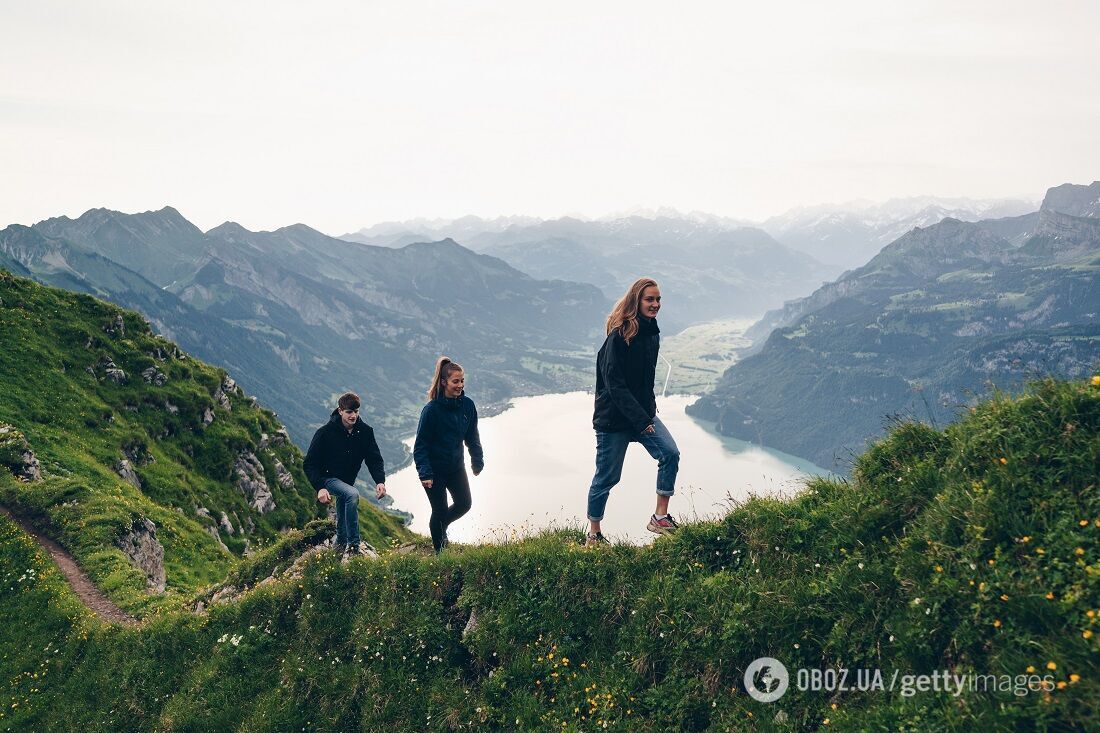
[0,424,40,481]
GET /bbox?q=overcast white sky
[2,1,1098,234]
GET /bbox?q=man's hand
[421,479,433,489]
[317,488,331,504]
[472,467,482,477]
[375,482,387,499]
[643,424,655,434]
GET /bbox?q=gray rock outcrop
[115,459,142,490]
[234,452,275,514]
[218,511,235,535]
[0,425,42,482]
[213,375,238,412]
[141,366,167,386]
[116,518,166,592]
[272,457,295,489]
[258,428,291,451]
[205,525,230,553]
[99,356,127,384]
[103,314,125,337]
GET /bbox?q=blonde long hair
[606,277,658,345]
[427,356,464,400]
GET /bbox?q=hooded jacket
[303,410,386,490]
[592,316,660,434]
[413,393,484,481]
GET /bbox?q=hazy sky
[2,1,1098,234]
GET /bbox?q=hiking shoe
[584,531,609,547]
[344,543,379,559]
[646,514,680,535]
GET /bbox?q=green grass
[1,376,1096,731]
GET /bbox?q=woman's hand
[421,479,433,489]
[375,483,387,499]
[316,488,331,504]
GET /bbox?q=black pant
[425,467,472,552]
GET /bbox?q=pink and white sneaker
[646,514,680,535]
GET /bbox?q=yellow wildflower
[1027,666,1036,673]
[1091,375,1100,387]
[1047,661,1057,670]
[999,457,1008,464]
[1070,674,1081,683]
[1075,548,1085,556]
[993,619,1002,628]
[1084,630,1094,639]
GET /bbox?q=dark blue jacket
[592,316,660,434]
[413,393,484,480]
[303,410,386,490]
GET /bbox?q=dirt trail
[0,504,136,626]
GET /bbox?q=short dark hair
[338,392,360,411]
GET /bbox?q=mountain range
[341,196,1037,295]
[761,196,1037,270]
[688,181,1100,471]
[0,209,607,467]
[348,215,832,330]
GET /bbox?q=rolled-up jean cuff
[587,514,604,522]
[656,487,675,497]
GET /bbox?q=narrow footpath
[0,504,136,626]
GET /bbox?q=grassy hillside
[0,270,411,615]
[1,376,1096,731]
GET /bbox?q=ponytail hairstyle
[606,277,659,345]
[427,356,464,401]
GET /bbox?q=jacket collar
[432,391,465,410]
[638,315,660,335]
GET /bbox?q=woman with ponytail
[585,277,680,546]
[413,357,484,552]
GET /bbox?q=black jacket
[303,410,386,490]
[413,393,484,481]
[592,316,660,434]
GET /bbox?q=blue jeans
[324,478,361,547]
[587,416,680,521]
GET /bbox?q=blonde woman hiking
[585,277,680,546]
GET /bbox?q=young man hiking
[303,391,387,557]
